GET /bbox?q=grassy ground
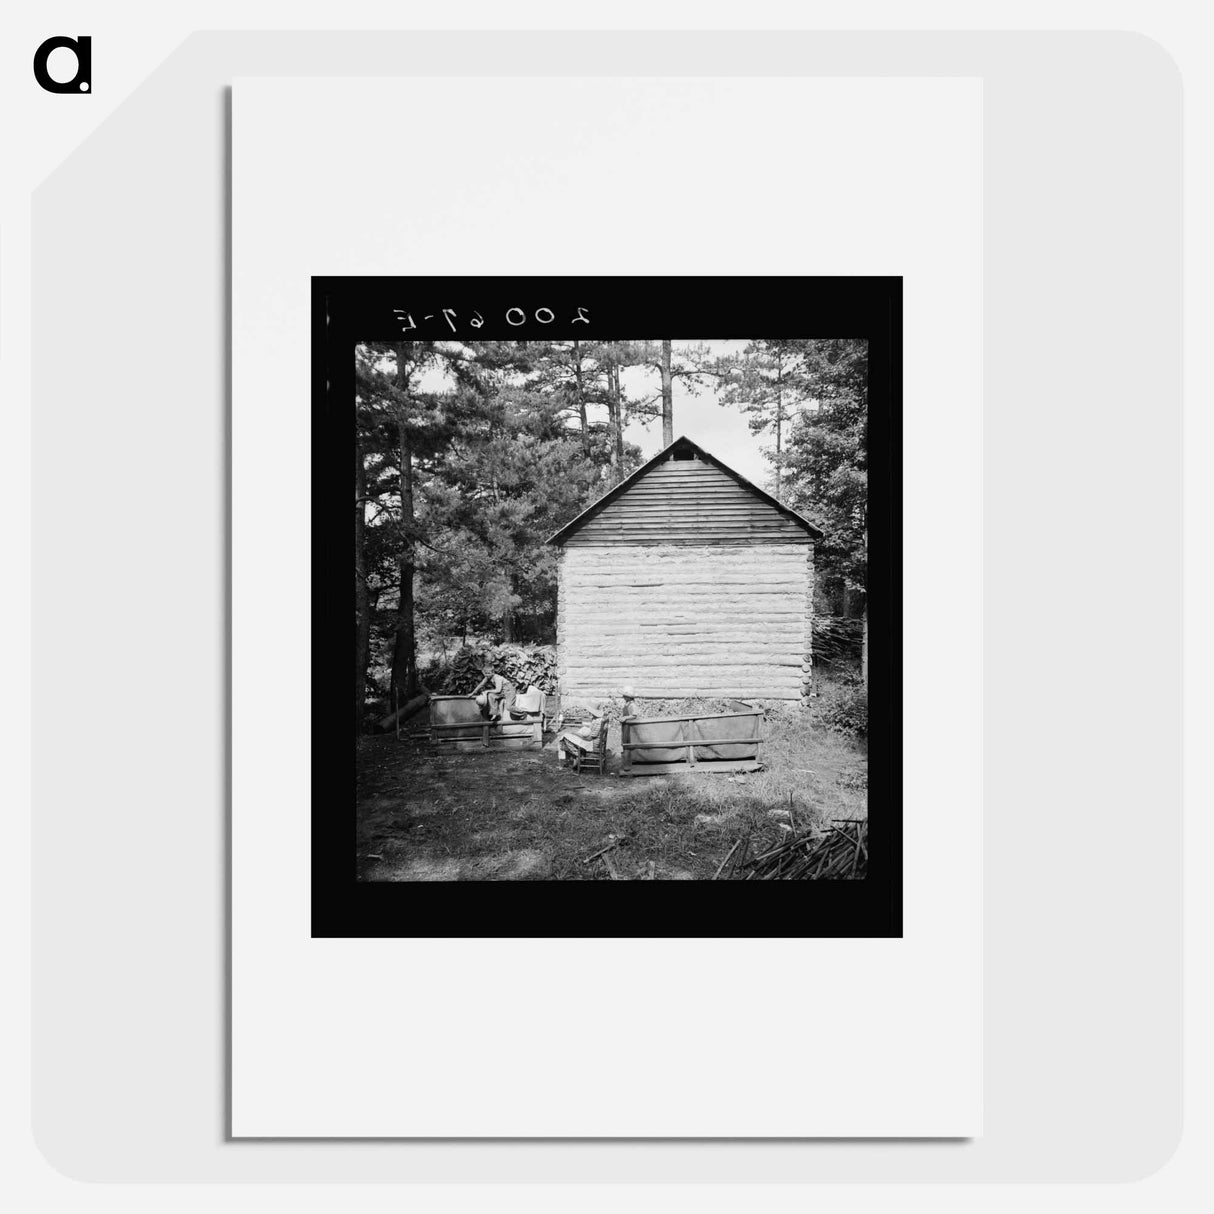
[356,703,867,881]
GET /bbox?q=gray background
[32,30,1181,1181]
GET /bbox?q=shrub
[813,676,868,738]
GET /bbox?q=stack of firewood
[494,644,558,692]
[714,820,868,880]
[422,644,558,695]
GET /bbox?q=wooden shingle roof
[546,436,823,547]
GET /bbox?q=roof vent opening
[671,448,696,460]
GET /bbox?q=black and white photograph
[313,277,901,936]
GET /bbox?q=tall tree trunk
[605,366,618,476]
[614,364,625,477]
[608,354,626,482]
[860,525,869,685]
[660,339,674,446]
[861,604,868,686]
[573,339,589,454]
[503,570,521,641]
[774,357,784,497]
[390,345,419,708]
[354,426,371,734]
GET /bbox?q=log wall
[556,543,814,700]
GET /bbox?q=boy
[471,663,516,722]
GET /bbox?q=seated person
[556,713,606,766]
[471,663,515,722]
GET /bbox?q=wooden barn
[547,436,822,702]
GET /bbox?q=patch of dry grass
[356,702,867,881]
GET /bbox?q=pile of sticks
[714,819,868,880]
[812,614,865,667]
[582,836,635,880]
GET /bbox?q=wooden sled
[620,703,764,777]
[428,695,544,752]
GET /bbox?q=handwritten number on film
[392,307,589,334]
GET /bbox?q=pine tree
[717,341,802,496]
[354,340,646,726]
[630,340,721,444]
[779,338,869,671]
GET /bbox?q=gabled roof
[546,435,823,545]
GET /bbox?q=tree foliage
[779,339,868,595]
[354,339,648,724]
[717,338,868,597]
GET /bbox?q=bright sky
[617,340,772,486]
[409,339,778,492]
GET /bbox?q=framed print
[315,275,902,938]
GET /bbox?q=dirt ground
[356,713,867,881]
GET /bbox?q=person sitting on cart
[471,663,516,722]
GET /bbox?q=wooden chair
[573,718,610,776]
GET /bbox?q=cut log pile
[812,615,864,668]
[715,819,868,880]
[421,644,558,695]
